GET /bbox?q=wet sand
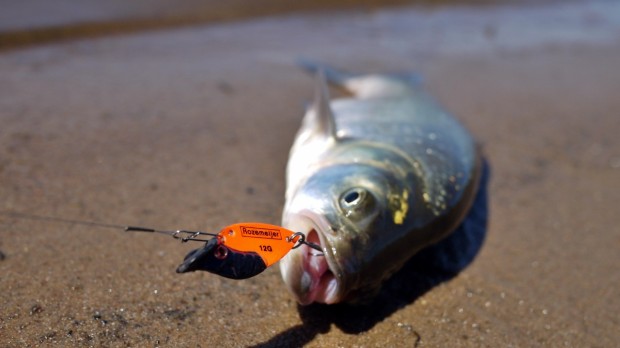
[1,1,619,346]
[0,0,506,51]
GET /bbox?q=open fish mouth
[280,213,342,304]
[301,229,338,304]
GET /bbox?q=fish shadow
[251,160,490,347]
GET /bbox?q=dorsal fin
[300,60,422,99]
[311,70,337,140]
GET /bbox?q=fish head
[280,160,414,304]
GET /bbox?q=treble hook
[287,232,324,254]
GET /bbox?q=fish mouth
[280,213,342,305]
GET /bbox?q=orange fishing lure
[174,223,322,279]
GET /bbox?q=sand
[1,1,619,346]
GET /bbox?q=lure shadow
[251,160,490,347]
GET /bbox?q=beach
[1,1,619,346]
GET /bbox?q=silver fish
[279,63,482,304]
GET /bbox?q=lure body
[279,63,482,304]
[177,223,298,279]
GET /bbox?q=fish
[279,62,483,305]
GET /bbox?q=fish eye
[339,187,374,218]
[341,188,364,207]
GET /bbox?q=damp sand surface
[1,1,619,346]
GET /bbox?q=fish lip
[282,210,344,304]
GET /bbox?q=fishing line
[0,210,216,241]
